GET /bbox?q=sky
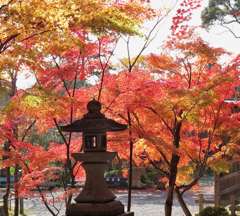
[16,0,240,89]
[114,0,240,60]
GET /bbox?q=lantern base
[119,213,134,216]
[66,200,126,216]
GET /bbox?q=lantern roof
[60,99,127,132]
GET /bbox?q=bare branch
[97,37,119,101]
[0,33,20,53]
[220,22,240,39]
[52,56,71,97]
[145,106,173,135]
[53,118,68,146]
[21,119,36,142]
[0,0,14,11]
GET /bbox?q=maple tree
[1,1,239,216]
[96,2,240,211]
[0,0,150,54]
[99,37,240,216]
[0,0,157,215]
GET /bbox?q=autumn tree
[201,0,240,38]
[97,33,240,216]
[0,50,24,215]
[0,0,146,54]
[0,1,157,215]
[145,40,240,216]
[3,2,239,216]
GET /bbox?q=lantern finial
[87,99,102,113]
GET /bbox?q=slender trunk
[14,197,19,216]
[12,127,19,216]
[2,72,18,215]
[165,154,180,216]
[14,165,19,216]
[127,138,133,212]
[165,121,182,216]
[23,161,57,216]
[38,187,57,216]
[3,142,10,216]
[127,111,133,212]
[175,188,192,216]
[20,198,24,215]
[3,167,10,216]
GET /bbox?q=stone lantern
[60,99,133,216]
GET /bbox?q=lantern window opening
[93,136,97,148]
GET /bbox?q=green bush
[196,206,229,216]
[105,169,121,177]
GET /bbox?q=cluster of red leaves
[95,36,240,185]
[168,0,202,45]
[0,124,61,196]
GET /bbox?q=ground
[17,184,214,216]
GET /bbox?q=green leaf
[10,167,15,176]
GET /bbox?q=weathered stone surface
[118,212,134,216]
[74,152,116,203]
[66,200,124,216]
[72,152,116,163]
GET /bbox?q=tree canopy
[0,0,240,216]
[201,0,240,38]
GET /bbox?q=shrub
[196,206,229,216]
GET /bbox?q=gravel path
[4,177,214,215]
[24,187,213,216]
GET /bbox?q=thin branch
[145,106,173,135]
[53,118,68,146]
[128,8,177,71]
[220,22,240,39]
[97,37,119,101]
[21,119,36,142]
[126,37,132,70]
[0,0,14,11]
[20,30,51,43]
[203,102,224,165]
[0,29,52,54]
[177,162,205,195]
[139,132,171,167]
[0,33,20,53]
[49,190,60,215]
[52,56,71,97]
[131,111,145,132]
[127,110,133,212]
[144,151,169,176]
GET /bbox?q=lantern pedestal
[66,152,133,216]
[66,201,124,216]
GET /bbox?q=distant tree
[201,0,240,38]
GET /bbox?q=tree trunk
[3,142,11,216]
[20,198,24,215]
[127,111,133,212]
[165,121,182,216]
[14,165,20,216]
[175,188,192,216]
[165,154,180,216]
[14,197,19,216]
[3,167,10,216]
